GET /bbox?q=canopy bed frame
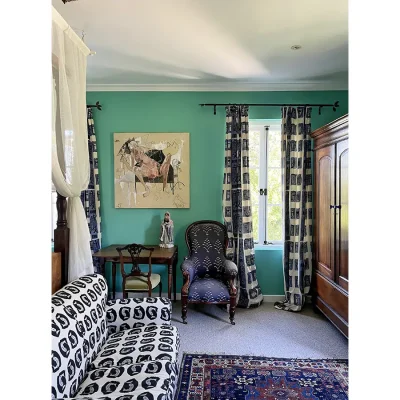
[53,194,69,287]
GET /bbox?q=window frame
[249,119,283,246]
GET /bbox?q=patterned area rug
[176,354,348,400]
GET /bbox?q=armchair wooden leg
[229,295,236,325]
[181,294,188,324]
[159,281,162,297]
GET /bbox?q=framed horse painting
[114,132,190,208]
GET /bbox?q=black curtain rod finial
[333,100,339,112]
[87,101,102,110]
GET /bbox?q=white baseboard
[263,295,313,304]
[262,295,285,303]
[112,292,290,303]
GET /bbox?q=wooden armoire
[311,114,348,338]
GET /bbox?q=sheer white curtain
[52,7,93,282]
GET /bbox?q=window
[249,120,283,245]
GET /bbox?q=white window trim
[250,120,283,246]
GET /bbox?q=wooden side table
[93,244,178,301]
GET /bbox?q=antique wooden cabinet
[311,114,348,338]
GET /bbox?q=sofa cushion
[75,360,178,400]
[188,277,230,302]
[90,325,179,369]
[106,297,172,335]
[125,274,161,290]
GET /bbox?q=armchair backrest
[116,243,154,279]
[185,220,228,278]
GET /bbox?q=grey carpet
[170,301,348,364]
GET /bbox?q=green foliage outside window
[249,124,282,243]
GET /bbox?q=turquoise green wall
[86,91,348,296]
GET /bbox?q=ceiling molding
[86,81,348,92]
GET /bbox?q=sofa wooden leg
[182,294,188,324]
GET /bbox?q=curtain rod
[200,101,339,115]
[87,101,102,110]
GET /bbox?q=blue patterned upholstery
[188,277,230,302]
[181,221,239,324]
[185,222,227,278]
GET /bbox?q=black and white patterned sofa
[51,274,180,400]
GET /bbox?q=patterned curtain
[223,105,263,308]
[80,107,102,273]
[275,107,313,312]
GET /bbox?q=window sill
[254,244,283,251]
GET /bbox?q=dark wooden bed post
[54,193,69,286]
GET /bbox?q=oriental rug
[176,353,348,400]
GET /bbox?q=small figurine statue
[159,211,174,248]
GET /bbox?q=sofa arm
[106,297,171,334]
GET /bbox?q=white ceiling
[53,0,348,91]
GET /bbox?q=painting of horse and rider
[114,132,190,208]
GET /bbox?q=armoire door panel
[336,139,349,292]
[315,145,335,281]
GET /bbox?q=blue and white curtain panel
[81,107,102,273]
[223,105,263,308]
[275,106,313,312]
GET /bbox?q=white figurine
[160,211,174,248]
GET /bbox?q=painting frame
[114,132,190,209]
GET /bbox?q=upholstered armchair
[181,220,238,325]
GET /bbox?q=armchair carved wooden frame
[181,220,238,325]
[116,244,162,298]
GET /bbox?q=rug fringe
[180,352,348,362]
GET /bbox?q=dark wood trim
[315,272,348,321]
[311,114,348,150]
[315,297,348,338]
[53,193,69,286]
[311,114,348,139]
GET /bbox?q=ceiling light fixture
[291,45,302,50]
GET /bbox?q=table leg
[173,252,178,302]
[100,258,106,277]
[112,261,116,300]
[168,261,172,300]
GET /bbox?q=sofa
[51,274,180,399]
